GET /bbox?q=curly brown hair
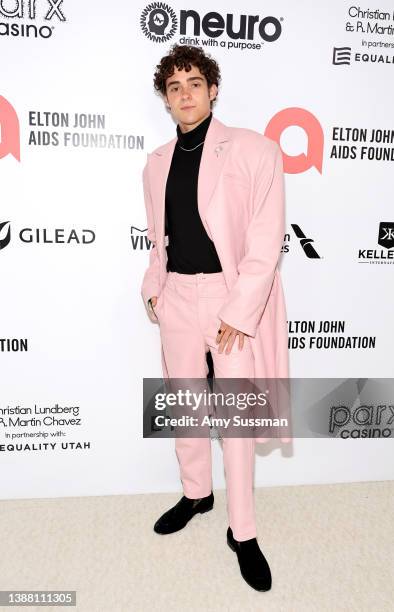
[153,44,221,109]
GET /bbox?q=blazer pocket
[221,172,250,191]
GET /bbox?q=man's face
[164,65,217,129]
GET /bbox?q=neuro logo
[291,224,321,259]
[0,96,20,161]
[140,2,177,42]
[140,6,282,45]
[378,222,394,250]
[265,108,324,175]
[333,47,351,65]
[0,221,11,250]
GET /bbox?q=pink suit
[141,115,290,540]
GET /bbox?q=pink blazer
[141,115,291,444]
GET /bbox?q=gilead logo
[265,108,324,174]
[0,96,20,161]
[0,221,11,250]
[0,223,96,250]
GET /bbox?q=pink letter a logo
[0,96,20,162]
[265,107,323,174]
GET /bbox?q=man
[141,44,289,592]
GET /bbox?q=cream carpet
[0,481,393,612]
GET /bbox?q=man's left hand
[216,320,245,354]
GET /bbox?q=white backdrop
[1,0,393,500]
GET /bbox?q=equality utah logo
[0,96,20,162]
[140,3,282,46]
[332,47,351,65]
[0,0,66,39]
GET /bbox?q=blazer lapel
[198,115,232,227]
[150,115,232,243]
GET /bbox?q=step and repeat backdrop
[1,0,393,499]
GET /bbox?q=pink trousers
[153,270,257,541]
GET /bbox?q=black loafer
[227,526,272,591]
[153,492,214,534]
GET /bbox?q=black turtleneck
[164,111,222,273]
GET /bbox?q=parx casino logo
[0,0,66,39]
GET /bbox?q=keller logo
[378,222,394,250]
[358,221,394,264]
